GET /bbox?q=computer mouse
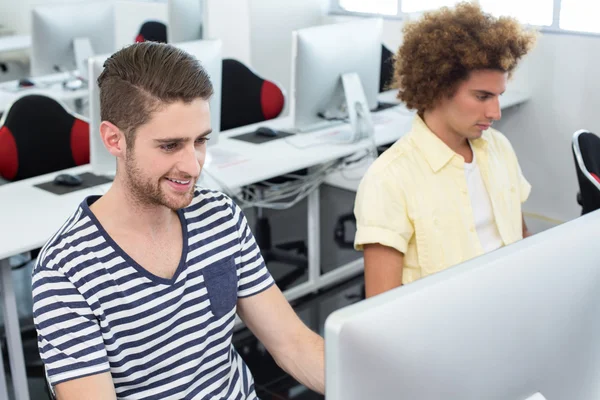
[255,126,278,138]
[54,173,83,187]
[63,79,84,91]
[18,78,35,88]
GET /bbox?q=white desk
[0,72,89,115]
[0,35,31,54]
[0,90,530,399]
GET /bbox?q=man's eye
[196,137,209,145]
[161,143,178,151]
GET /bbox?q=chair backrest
[572,129,600,214]
[0,95,90,181]
[380,44,395,93]
[136,21,167,43]
[221,58,285,131]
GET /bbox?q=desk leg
[0,259,30,400]
[0,322,8,400]
[307,186,320,285]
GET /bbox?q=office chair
[135,21,168,43]
[572,129,600,215]
[221,58,285,131]
[380,44,395,93]
[0,94,89,271]
[0,95,89,394]
[220,59,306,287]
[0,94,90,182]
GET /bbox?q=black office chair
[380,44,395,93]
[572,129,600,215]
[0,95,90,182]
[221,58,286,131]
[135,21,168,43]
[220,59,307,289]
[0,95,90,393]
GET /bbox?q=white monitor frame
[326,210,600,400]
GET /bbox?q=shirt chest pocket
[413,205,467,276]
[202,258,238,319]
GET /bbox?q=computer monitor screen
[290,19,382,133]
[325,211,600,400]
[167,0,204,43]
[31,1,115,77]
[88,40,222,177]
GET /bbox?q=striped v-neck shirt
[32,189,274,399]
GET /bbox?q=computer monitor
[167,0,205,43]
[325,211,600,400]
[88,40,222,177]
[31,1,115,77]
[290,19,382,134]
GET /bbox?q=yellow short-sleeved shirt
[354,115,531,284]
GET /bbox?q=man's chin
[163,191,195,211]
[468,130,484,140]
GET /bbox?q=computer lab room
[0,0,599,399]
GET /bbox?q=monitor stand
[294,72,374,145]
[341,72,374,144]
[524,393,547,400]
[73,37,94,82]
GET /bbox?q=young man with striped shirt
[32,42,324,399]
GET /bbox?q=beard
[123,152,197,211]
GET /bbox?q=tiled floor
[4,273,365,400]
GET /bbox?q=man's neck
[422,110,472,162]
[90,176,176,236]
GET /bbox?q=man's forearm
[274,330,325,394]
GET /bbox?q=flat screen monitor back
[325,210,600,400]
[31,1,115,76]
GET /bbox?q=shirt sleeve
[229,198,275,298]
[518,163,532,204]
[32,266,110,387]
[498,131,531,204]
[354,164,414,254]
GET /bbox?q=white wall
[114,1,168,49]
[492,32,600,223]
[204,0,252,65]
[0,0,328,90]
[248,0,328,105]
[0,0,91,35]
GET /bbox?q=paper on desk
[282,126,359,148]
[205,147,249,169]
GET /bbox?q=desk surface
[0,35,31,54]
[0,90,530,260]
[0,108,411,259]
[0,72,88,114]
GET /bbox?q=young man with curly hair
[354,2,537,297]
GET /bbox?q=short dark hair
[394,2,537,113]
[98,42,214,147]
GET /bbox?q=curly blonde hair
[394,2,537,112]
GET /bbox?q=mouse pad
[230,129,295,144]
[35,172,113,195]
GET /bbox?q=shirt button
[470,226,476,233]
[511,186,516,193]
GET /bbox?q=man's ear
[99,121,126,157]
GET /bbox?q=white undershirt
[464,150,504,253]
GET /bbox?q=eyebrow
[153,129,213,145]
[472,90,505,96]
